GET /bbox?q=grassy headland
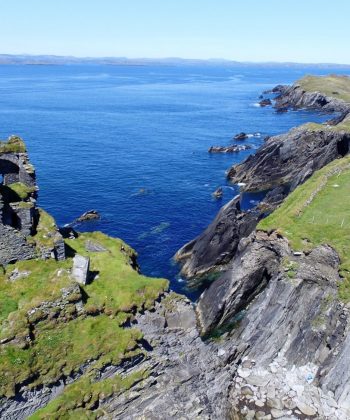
[258,156,350,301]
[296,75,350,103]
[0,225,168,416]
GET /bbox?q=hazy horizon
[1,0,349,65]
[1,53,350,67]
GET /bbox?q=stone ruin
[0,136,65,265]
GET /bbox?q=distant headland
[1,53,350,67]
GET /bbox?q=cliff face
[227,126,350,191]
[174,197,259,281]
[197,230,350,419]
[196,153,350,418]
[176,125,350,280]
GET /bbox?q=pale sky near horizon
[1,0,349,64]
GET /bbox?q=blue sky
[1,0,349,63]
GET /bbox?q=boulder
[234,132,248,140]
[212,187,223,199]
[259,98,272,107]
[76,210,100,223]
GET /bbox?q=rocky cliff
[176,125,350,280]
[273,75,350,113]
[173,75,350,419]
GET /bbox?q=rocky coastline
[273,83,350,113]
[2,75,350,419]
[174,75,350,419]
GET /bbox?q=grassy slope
[258,156,350,301]
[0,228,168,417]
[0,136,26,153]
[305,118,350,133]
[297,75,350,103]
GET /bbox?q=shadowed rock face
[174,197,259,280]
[227,126,350,192]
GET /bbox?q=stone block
[72,254,90,285]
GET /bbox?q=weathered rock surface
[227,126,350,192]
[174,197,259,280]
[234,132,249,140]
[99,294,237,419]
[196,231,350,419]
[208,144,251,153]
[212,187,223,199]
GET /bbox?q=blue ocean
[0,64,348,296]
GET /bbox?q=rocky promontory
[227,125,350,191]
[273,75,350,113]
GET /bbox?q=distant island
[1,53,350,67]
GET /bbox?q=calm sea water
[0,64,349,296]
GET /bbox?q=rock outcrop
[175,197,259,281]
[176,125,350,280]
[259,98,272,107]
[208,144,251,153]
[196,230,350,419]
[227,126,350,192]
[274,84,350,113]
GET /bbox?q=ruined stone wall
[0,137,66,265]
[0,224,36,265]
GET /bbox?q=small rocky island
[2,75,350,419]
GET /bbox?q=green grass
[0,182,36,203]
[66,231,169,314]
[29,368,149,419]
[297,75,350,103]
[0,259,72,338]
[0,315,142,398]
[6,182,36,200]
[258,156,350,301]
[0,222,168,407]
[29,208,60,249]
[0,136,26,153]
[304,116,350,134]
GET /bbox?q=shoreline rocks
[212,187,223,199]
[76,209,100,223]
[234,132,249,140]
[174,196,259,281]
[208,144,252,153]
[274,84,350,113]
[259,98,272,107]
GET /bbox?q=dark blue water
[0,64,349,296]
